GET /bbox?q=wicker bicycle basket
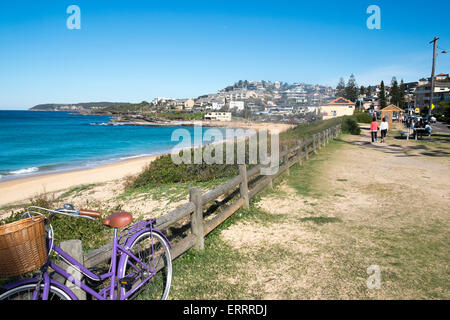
[0,215,48,277]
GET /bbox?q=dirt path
[219,127,450,299]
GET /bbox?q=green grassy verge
[130,117,356,189]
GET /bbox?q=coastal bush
[278,118,343,148]
[157,112,205,121]
[353,111,372,123]
[438,101,450,124]
[132,151,239,188]
[0,196,110,252]
[130,118,347,189]
[341,116,361,135]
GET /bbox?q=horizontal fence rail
[82,124,342,269]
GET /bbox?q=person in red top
[370,116,379,143]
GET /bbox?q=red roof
[327,97,355,105]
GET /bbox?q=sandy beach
[0,121,294,208]
[0,155,159,207]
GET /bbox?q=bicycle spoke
[119,231,172,300]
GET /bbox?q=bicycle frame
[1,220,170,300]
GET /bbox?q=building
[415,82,450,107]
[306,92,324,105]
[229,101,245,111]
[220,88,256,101]
[210,102,225,110]
[283,87,307,104]
[204,112,232,122]
[167,98,195,110]
[436,73,449,81]
[181,99,195,110]
[195,94,222,107]
[426,73,450,82]
[319,97,355,120]
[152,97,175,105]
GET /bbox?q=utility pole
[429,37,439,117]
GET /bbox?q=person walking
[380,117,388,143]
[370,116,379,143]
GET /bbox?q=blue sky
[0,0,449,109]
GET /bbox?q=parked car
[422,115,437,123]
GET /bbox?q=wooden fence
[79,124,341,269]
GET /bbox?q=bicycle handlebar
[25,204,101,221]
[79,209,102,219]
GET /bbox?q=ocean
[0,110,229,181]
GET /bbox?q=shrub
[341,116,361,135]
[0,196,110,251]
[131,118,345,189]
[438,101,450,124]
[132,150,238,188]
[353,111,373,123]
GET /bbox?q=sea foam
[9,167,39,175]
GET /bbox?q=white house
[319,97,355,120]
[229,101,245,111]
[204,112,232,122]
[211,102,225,110]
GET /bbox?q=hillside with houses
[29,74,450,124]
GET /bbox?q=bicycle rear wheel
[0,283,72,300]
[119,231,172,300]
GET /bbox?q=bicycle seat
[103,212,133,228]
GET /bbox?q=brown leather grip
[79,209,102,219]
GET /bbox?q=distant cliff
[29,102,132,112]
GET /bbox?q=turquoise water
[0,111,228,181]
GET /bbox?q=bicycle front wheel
[0,283,73,300]
[119,231,172,300]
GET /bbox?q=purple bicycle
[0,204,172,300]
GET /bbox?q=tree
[360,86,365,96]
[366,86,372,97]
[336,77,346,97]
[399,79,406,108]
[344,74,358,102]
[379,81,387,109]
[390,77,400,106]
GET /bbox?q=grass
[299,216,342,225]
[58,183,98,199]
[119,177,230,203]
[286,138,344,198]
[169,203,269,299]
[166,138,348,299]
[168,130,450,299]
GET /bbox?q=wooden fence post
[313,134,317,154]
[59,240,86,300]
[304,139,309,159]
[189,187,204,250]
[239,164,250,209]
[282,145,289,176]
[296,140,302,165]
